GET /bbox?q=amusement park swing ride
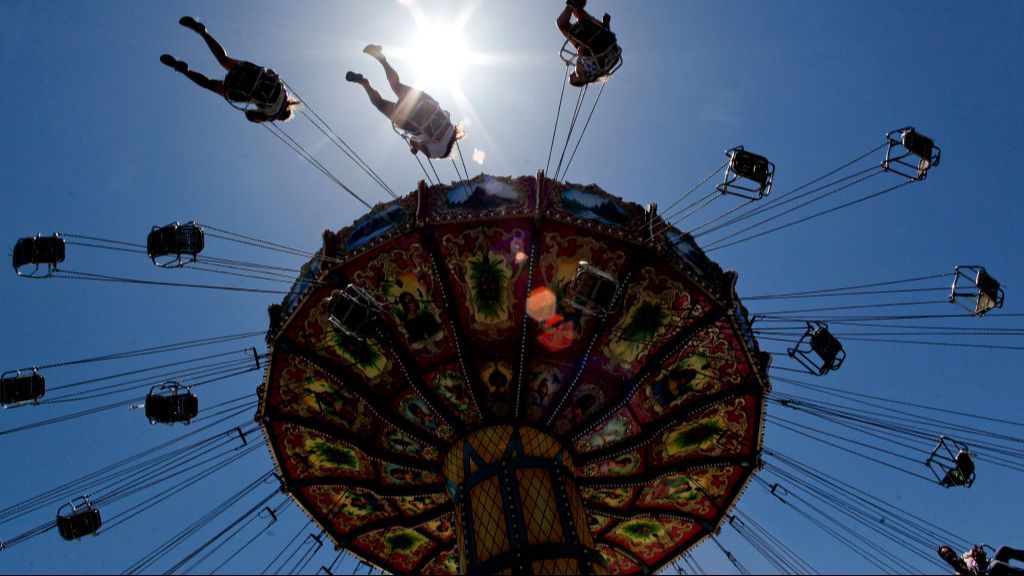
[1,5,1022,576]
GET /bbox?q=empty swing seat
[147,222,205,268]
[949,265,1004,316]
[810,327,844,367]
[56,498,102,541]
[717,147,774,199]
[940,449,976,487]
[883,126,940,181]
[328,285,381,341]
[145,382,199,425]
[566,261,619,317]
[787,322,845,375]
[927,436,976,488]
[0,370,45,406]
[974,269,1003,315]
[12,234,65,277]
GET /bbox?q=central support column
[443,426,605,575]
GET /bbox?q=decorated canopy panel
[259,174,769,574]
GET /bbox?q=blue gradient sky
[2,1,1023,573]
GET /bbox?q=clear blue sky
[2,1,1022,573]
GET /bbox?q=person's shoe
[362,44,384,59]
[160,54,188,73]
[602,13,611,27]
[178,16,206,35]
[345,71,365,83]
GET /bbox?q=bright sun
[406,19,471,92]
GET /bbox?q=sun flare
[406,18,471,93]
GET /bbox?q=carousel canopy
[258,174,769,574]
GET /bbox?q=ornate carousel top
[258,173,769,574]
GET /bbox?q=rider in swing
[346,44,465,159]
[160,16,300,123]
[557,0,619,87]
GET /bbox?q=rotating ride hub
[258,174,770,575]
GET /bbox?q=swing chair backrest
[809,326,844,367]
[224,61,283,109]
[927,437,976,488]
[883,126,940,181]
[12,234,65,277]
[0,370,45,406]
[955,449,975,479]
[147,222,205,266]
[566,261,619,317]
[145,383,199,424]
[56,498,102,540]
[561,19,623,82]
[328,285,381,341]
[570,19,618,58]
[716,147,774,199]
[901,128,935,162]
[787,322,844,375]
[395,96,450,143]
[974,269,1003,315]
[950,265,1004,316]
[731,149,773,189]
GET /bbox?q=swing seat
[56,497,102,541]
[940,449,976,487]
[145,382,199,425]
[328,284,381,341]
[974,269,1003,315]
[927,437,976,488]
[810,327,844,367]
[12,234,65,278]
[787,322,845,375]
[0,370,45,407]
[949,265,1004,316]
[883,126,940,181]
[147,222,205,268]
[560,18,623,84]
[223,61,283,108]
[408,97,450,141]
[566,261,619,317]
[716,147,774,200]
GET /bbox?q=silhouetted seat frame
[787,322,845,376]
[882,126,941,181]
[949,265,1004,316]
[222,61,284,112]
[0,368,45,407]
[12,234,65,278]
[717,146,774,200]
[565,261,619,317]
[147,221,205,268]
[391,97,452,143]
[56,496,102,541]
[926,436,976,488]
[559,18,623,84]
[328,284,382,341]
[145,382,199,425]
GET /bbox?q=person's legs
[184,70,227,97]
[988,561,1024,576]
[180,16,239,71]
[363,45,412,100]
[556,6,575,41]
[161,54,227,97]
[347,73,396,119]
[995,547,1024,564]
